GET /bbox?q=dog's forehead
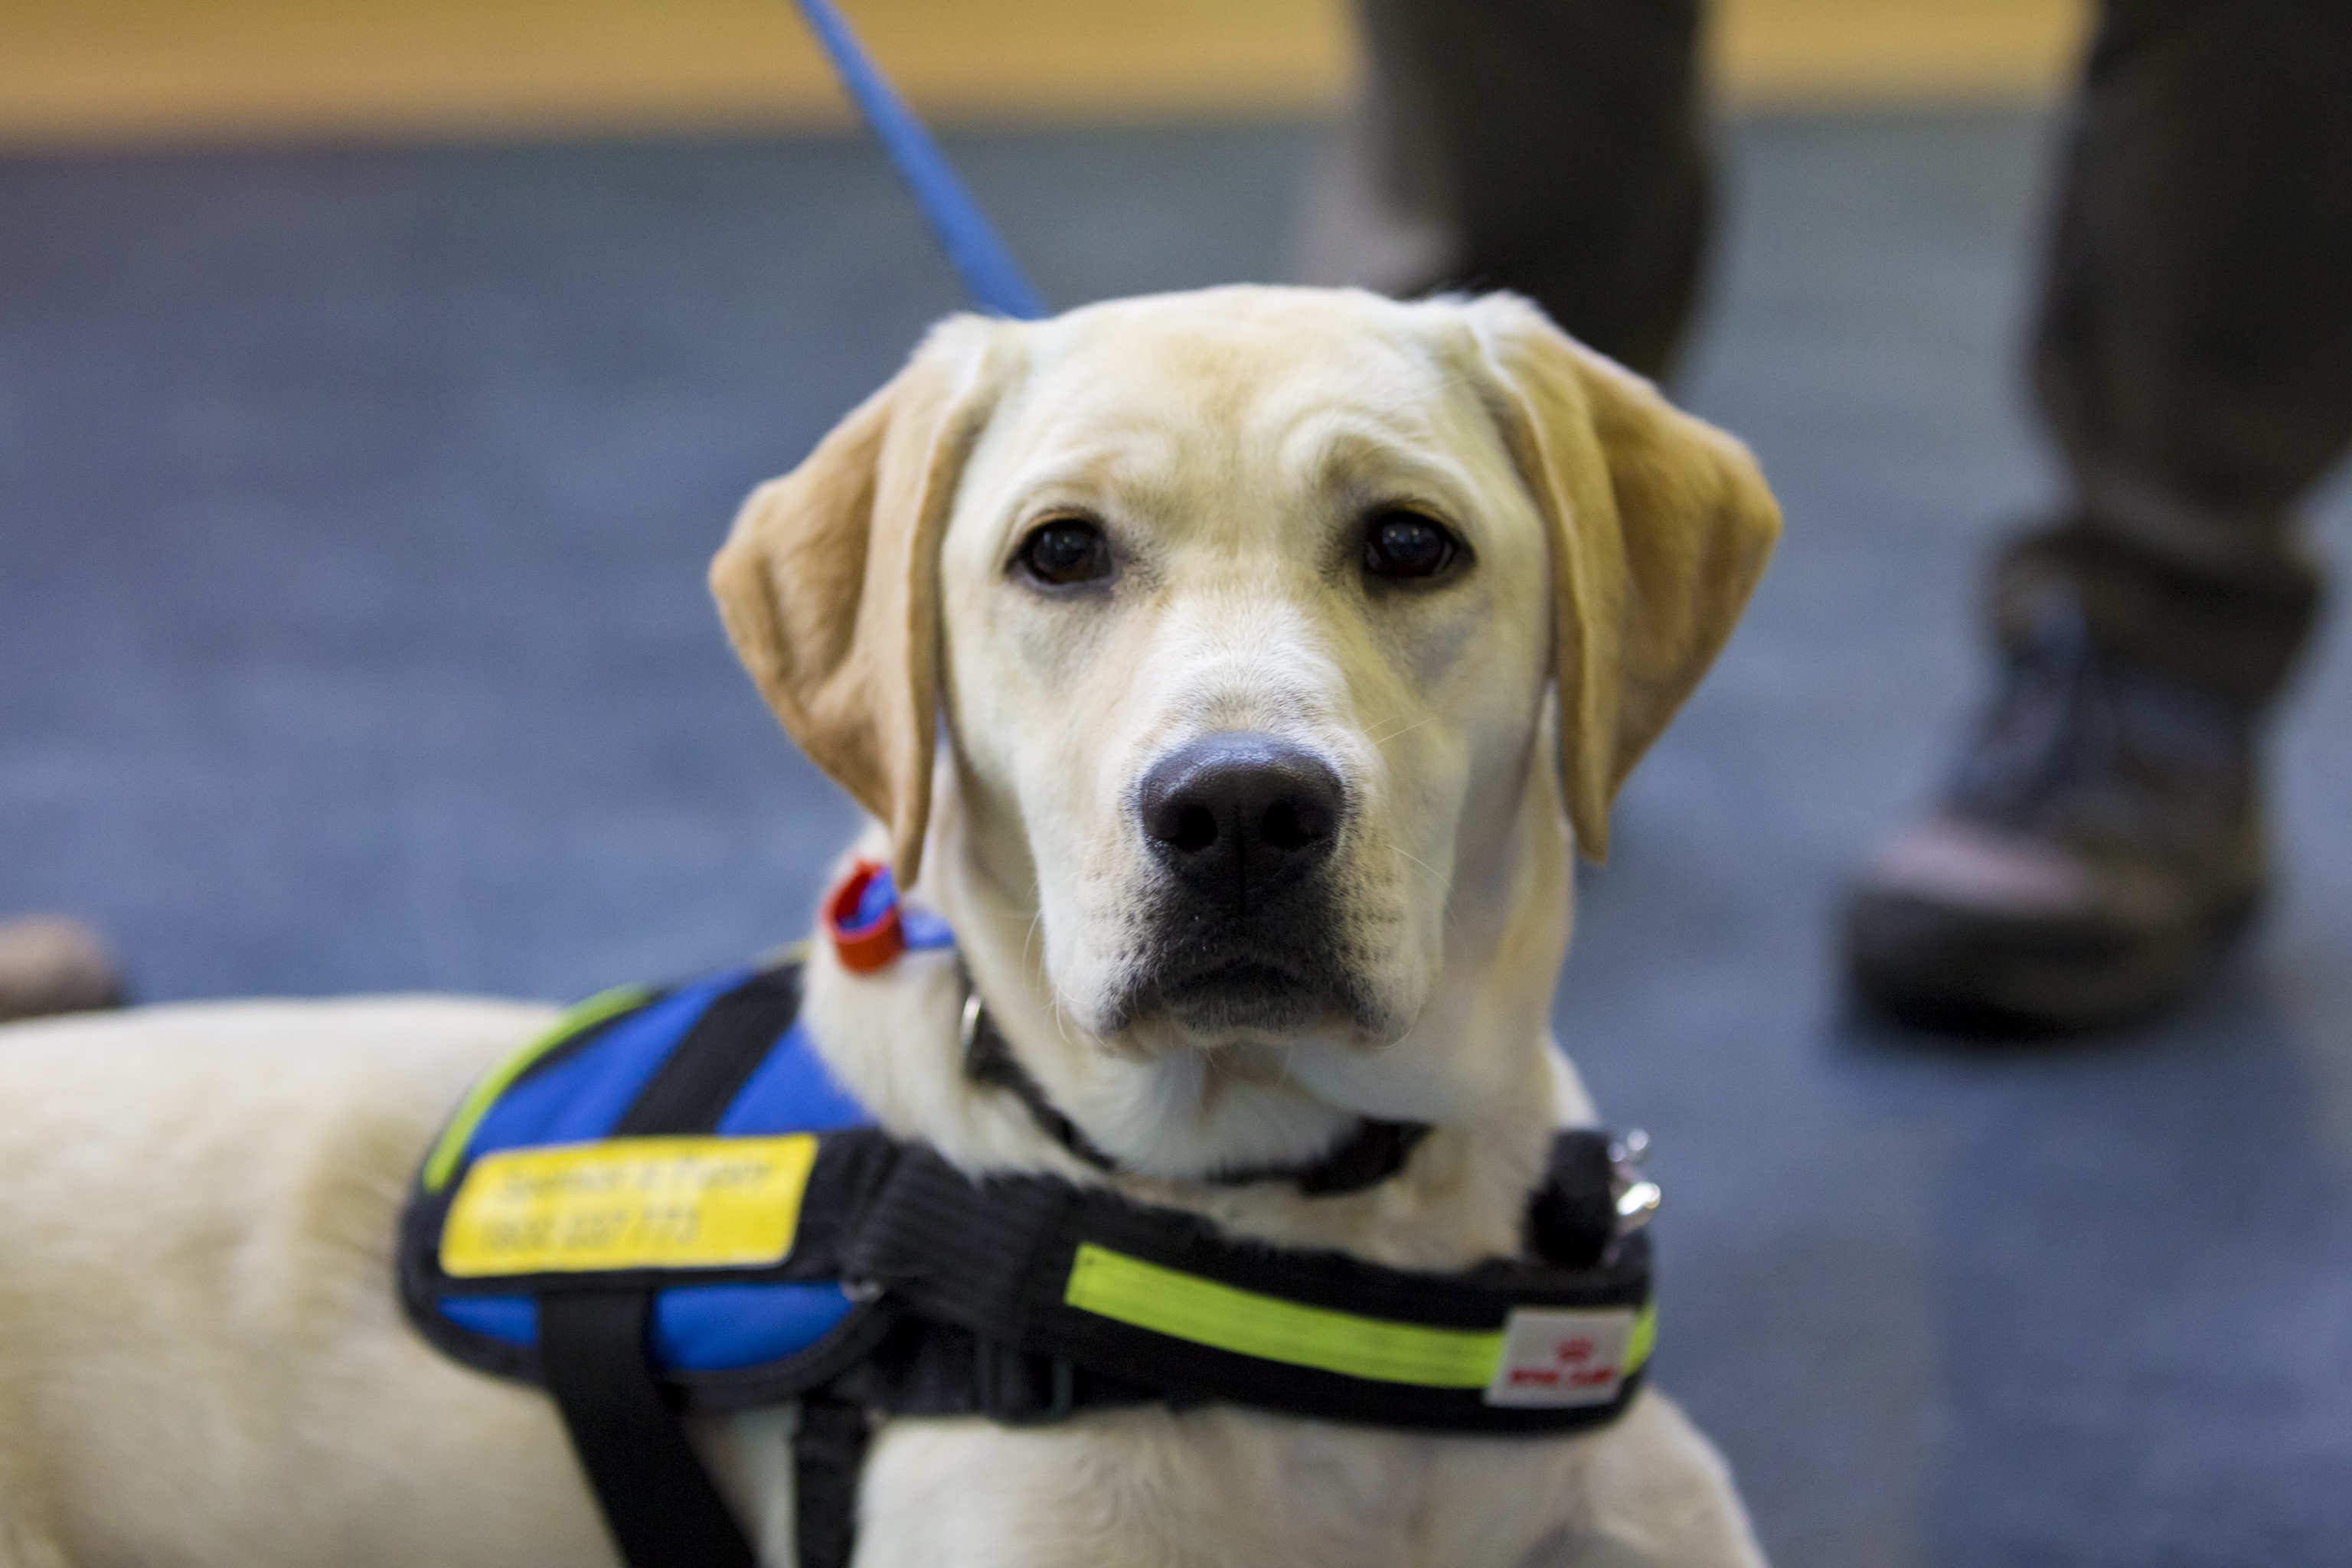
[991,288,1485,490]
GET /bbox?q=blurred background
[4,3,2349,1565]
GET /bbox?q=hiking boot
[0,916,126,1024]
[1844,599,2265,1035]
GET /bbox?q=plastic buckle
[972,1335,1076,1427]
[825,860,906,974]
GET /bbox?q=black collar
[956,980,1430,1197]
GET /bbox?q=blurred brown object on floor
[0,917,126,1024]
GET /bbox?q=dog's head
[713,288,1774,1092]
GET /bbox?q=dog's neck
[799,753,1590,1269]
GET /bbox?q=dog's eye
[1362,511,1460,580]
[1016,518,1112,587]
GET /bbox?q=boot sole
[1843,885,2262,1040]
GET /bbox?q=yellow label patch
[440,1135,818,1278]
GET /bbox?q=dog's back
[0,1001,622,1568]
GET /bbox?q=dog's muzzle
[1122,730,1362,1033]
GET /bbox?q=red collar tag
[825,860,906,973]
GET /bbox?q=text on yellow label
[440,1134,818,1277]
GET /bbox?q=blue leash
[789,0,1048,321]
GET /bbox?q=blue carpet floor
[3,113,2348,1566]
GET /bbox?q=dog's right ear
[1460,293,1779,863]
[710,316,1008,890]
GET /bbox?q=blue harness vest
[400,920,1656,1568]
[400,965,877,1393]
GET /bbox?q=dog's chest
[853,1406,1592,1568]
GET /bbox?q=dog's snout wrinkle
[1138,732,1342,913]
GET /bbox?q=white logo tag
[1482,1308,1637,1408]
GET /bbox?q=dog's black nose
[1138,732,1344,911]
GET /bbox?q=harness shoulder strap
[541,1292,760,1568]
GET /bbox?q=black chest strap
[815,1131,1645,1429]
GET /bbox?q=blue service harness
[400,877,1658,1568]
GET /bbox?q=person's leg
[1849,0,2352,1032]
[2019,0,2348,701]
[1294,0,1712,381]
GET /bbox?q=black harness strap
[789,1391,872,1568]
[541,1292,760,1568]
[541,969,811,1568]
[621,966,802,1135]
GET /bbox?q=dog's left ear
[710,315,1008,888]
[1461,292,1781,862]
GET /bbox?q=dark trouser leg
[1854,0,2352,1032]
[1293,0,1711,381]
[2004,0,2352,714]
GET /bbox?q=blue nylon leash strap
[789,0,1048,320]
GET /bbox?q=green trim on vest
[1065,1241,1513,1389]
[1626,1302,1658,1374]
[422,983,655,1193]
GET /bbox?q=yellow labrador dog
[0,286,1779,1567]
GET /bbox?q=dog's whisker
[1389,842,1476,949]
[1369,713,1440,748]
[1391,844,1452,894]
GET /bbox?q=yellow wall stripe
[1063,1242,1506,1388]
[0,0,2085,152]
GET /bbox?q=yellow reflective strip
[439,1134,818,1276]
[1063,1243,1505,1388]
[1625,1302,1656,1373]
[421,984,654,1193]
